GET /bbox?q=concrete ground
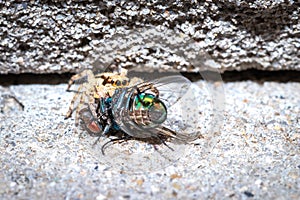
[0,76,299,199]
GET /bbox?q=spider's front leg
[65,84,84,119]
[65,70,95,118]
[128,77,143,86]
[66,69,95,91]
[135,82,159,97]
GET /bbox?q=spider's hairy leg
[72,82,97,125]
[128,77,143,86]
[74,90,88,126]
[147,84,159,96]
[67,69,95,91]
[119,67,128,77]
[65,84,84,119]
[136,82,159,96]
[87,91,98,120]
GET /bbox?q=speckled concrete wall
[1,0,300,74]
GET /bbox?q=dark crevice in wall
[183,69,300,83]
[222,69,300,83]
[0,69,300,86]
[0,73,75,86]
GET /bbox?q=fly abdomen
[129,110,152,126]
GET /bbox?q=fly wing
[155,126,191,142]
[143,75,192,108]
[139,75,203,142]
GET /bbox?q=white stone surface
[0,78,299,199]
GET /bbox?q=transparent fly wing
[146,75,191,108]
[146,75,202,142]
[161,82,204,143]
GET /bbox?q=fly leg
[158,136,174,151]
[92,123,111,146]
[92,99,113,146]
[152,135,174,152]
[101,134,132,155]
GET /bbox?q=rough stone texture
[1,0,300,74]
[0,80,299,199]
